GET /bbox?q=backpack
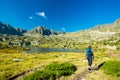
[86,48,93,57]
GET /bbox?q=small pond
[23,47,84,53]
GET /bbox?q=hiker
[85,44,94,71]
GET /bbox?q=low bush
[100,60,120,77]
[23,62,77,80]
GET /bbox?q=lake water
[23,47,84,53]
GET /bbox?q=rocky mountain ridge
[24,26,59,36]
[0,21,62,36]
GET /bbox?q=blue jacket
[86,48,93,58]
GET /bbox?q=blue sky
[0,0,120,32]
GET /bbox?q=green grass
[0,48,84,80]
[100,60,120,77]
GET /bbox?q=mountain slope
[0,22,26,35]
[90,18,120,32]
[60,18,120,41]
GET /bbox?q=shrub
[100,60,120,77]
[45,62,77,77]
[23,62,77,80]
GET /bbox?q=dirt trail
[74,62,105,80]
[74,69,88,80]
[8,65,45,80]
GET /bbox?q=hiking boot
[88,67,91,70]
[88,66,91,72]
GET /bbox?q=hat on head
[88,44,91,48]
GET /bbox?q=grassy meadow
[0,48,120,80]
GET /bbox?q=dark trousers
[87,57,93,66]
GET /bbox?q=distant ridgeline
[0,18,120,36]
[0,21,64,36]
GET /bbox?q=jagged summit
[26,26,58,36]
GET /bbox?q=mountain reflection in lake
[23,47,84,53]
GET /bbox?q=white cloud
[62,28,66,32]
[36,11,47,19]
[29,16,34,19]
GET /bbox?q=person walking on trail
[85,44,94,72]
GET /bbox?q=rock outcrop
[26,26,58,36]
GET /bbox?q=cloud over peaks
[36,11,47,19]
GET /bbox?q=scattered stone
[13,59,23,62]
[103,57,109,60]
[81,78,86,80]
[83,60,88,63]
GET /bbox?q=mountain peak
[26,26,58,36]
[0,21,25,35]
[6,24,10,27]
